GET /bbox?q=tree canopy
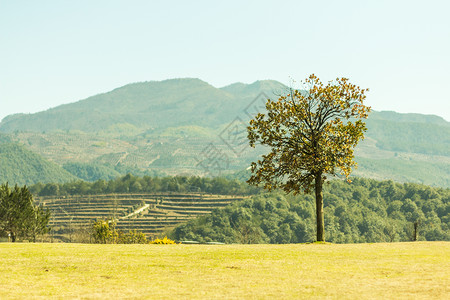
[29,174,260,197]
[247,74,370,241]
[170,178,449,244]
[0,183,50,242]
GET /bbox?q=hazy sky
[1,0,449,122]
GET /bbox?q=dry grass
[0,242,448,299]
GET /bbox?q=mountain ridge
[1,78,448,132]
[0,78,449,187]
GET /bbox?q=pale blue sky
[1,0,449,121]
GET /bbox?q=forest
[169,177,449,243]
[28,174,260,197]
[24,174,450,243]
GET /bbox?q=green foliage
[247,74,370,192]
[0,183,51,242]
[247,74,370,241]
[118,230,148,244]
[0,143,78,185]
[62,162,121,181]
[92,219,118,244]
[169,178,449,243]
[354,157,450,188]
[0,133,12,143]
[365,116,450,156]
[91,218,149,244]
[30,174,260,196]
[111,164,166,179]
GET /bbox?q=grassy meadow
[0,242,448,299]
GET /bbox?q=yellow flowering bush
[149,236,178,244]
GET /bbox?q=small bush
[150,236,178,244]
[118,230,148,244]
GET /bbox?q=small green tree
[0,183,51,242]
[91,219,149,244]
[27,205,51,242]
[247,74,370,241]
[91,218,118,244]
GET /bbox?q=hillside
[0,78,449,187]
[365,111,450,156]
[37,193,245,241]
[0,78,284,133]
[29,175,255,241]
[0,143,78,185]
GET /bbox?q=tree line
[1,176,448,244]
[170,178,449,243]
[29,174,260,197]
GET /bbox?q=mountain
[368,111,448,125]
[365,111,450,156]
[220,80,287,98]
[0,78,449,187]
[0,78,284,133]
[0,143,79,185]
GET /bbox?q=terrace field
[0,242,448,299]
[36,193,245,241]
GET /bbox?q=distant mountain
[368,111,448,125]
[220,80,287,98]
[0,78,285,133]
[0,143,78,185]
[366,111,450,156]
[0,78,449,187]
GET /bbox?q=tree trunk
[314,174,325,242]
[413,221,419,241]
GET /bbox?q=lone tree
[247,74,370,241]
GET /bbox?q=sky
[1,0,449,122]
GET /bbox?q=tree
[247,74,370,241]
[28,205,51,242]
[91,218,149,244]
[0,183,51,242]
[91,218,118,244]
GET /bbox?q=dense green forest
[0,143,78,185]
[62,162,165,182]
[0,184,50,242]
[28,174,260,196]
[169,178,449,243]
[13,174,450,243]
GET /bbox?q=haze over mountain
[0,78,287,133]
[0,78,449,187]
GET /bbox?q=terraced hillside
[36,193,245,241]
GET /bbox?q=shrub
[118,229,148,244]
[150,236,178,244]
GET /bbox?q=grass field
[0,242,448,299]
